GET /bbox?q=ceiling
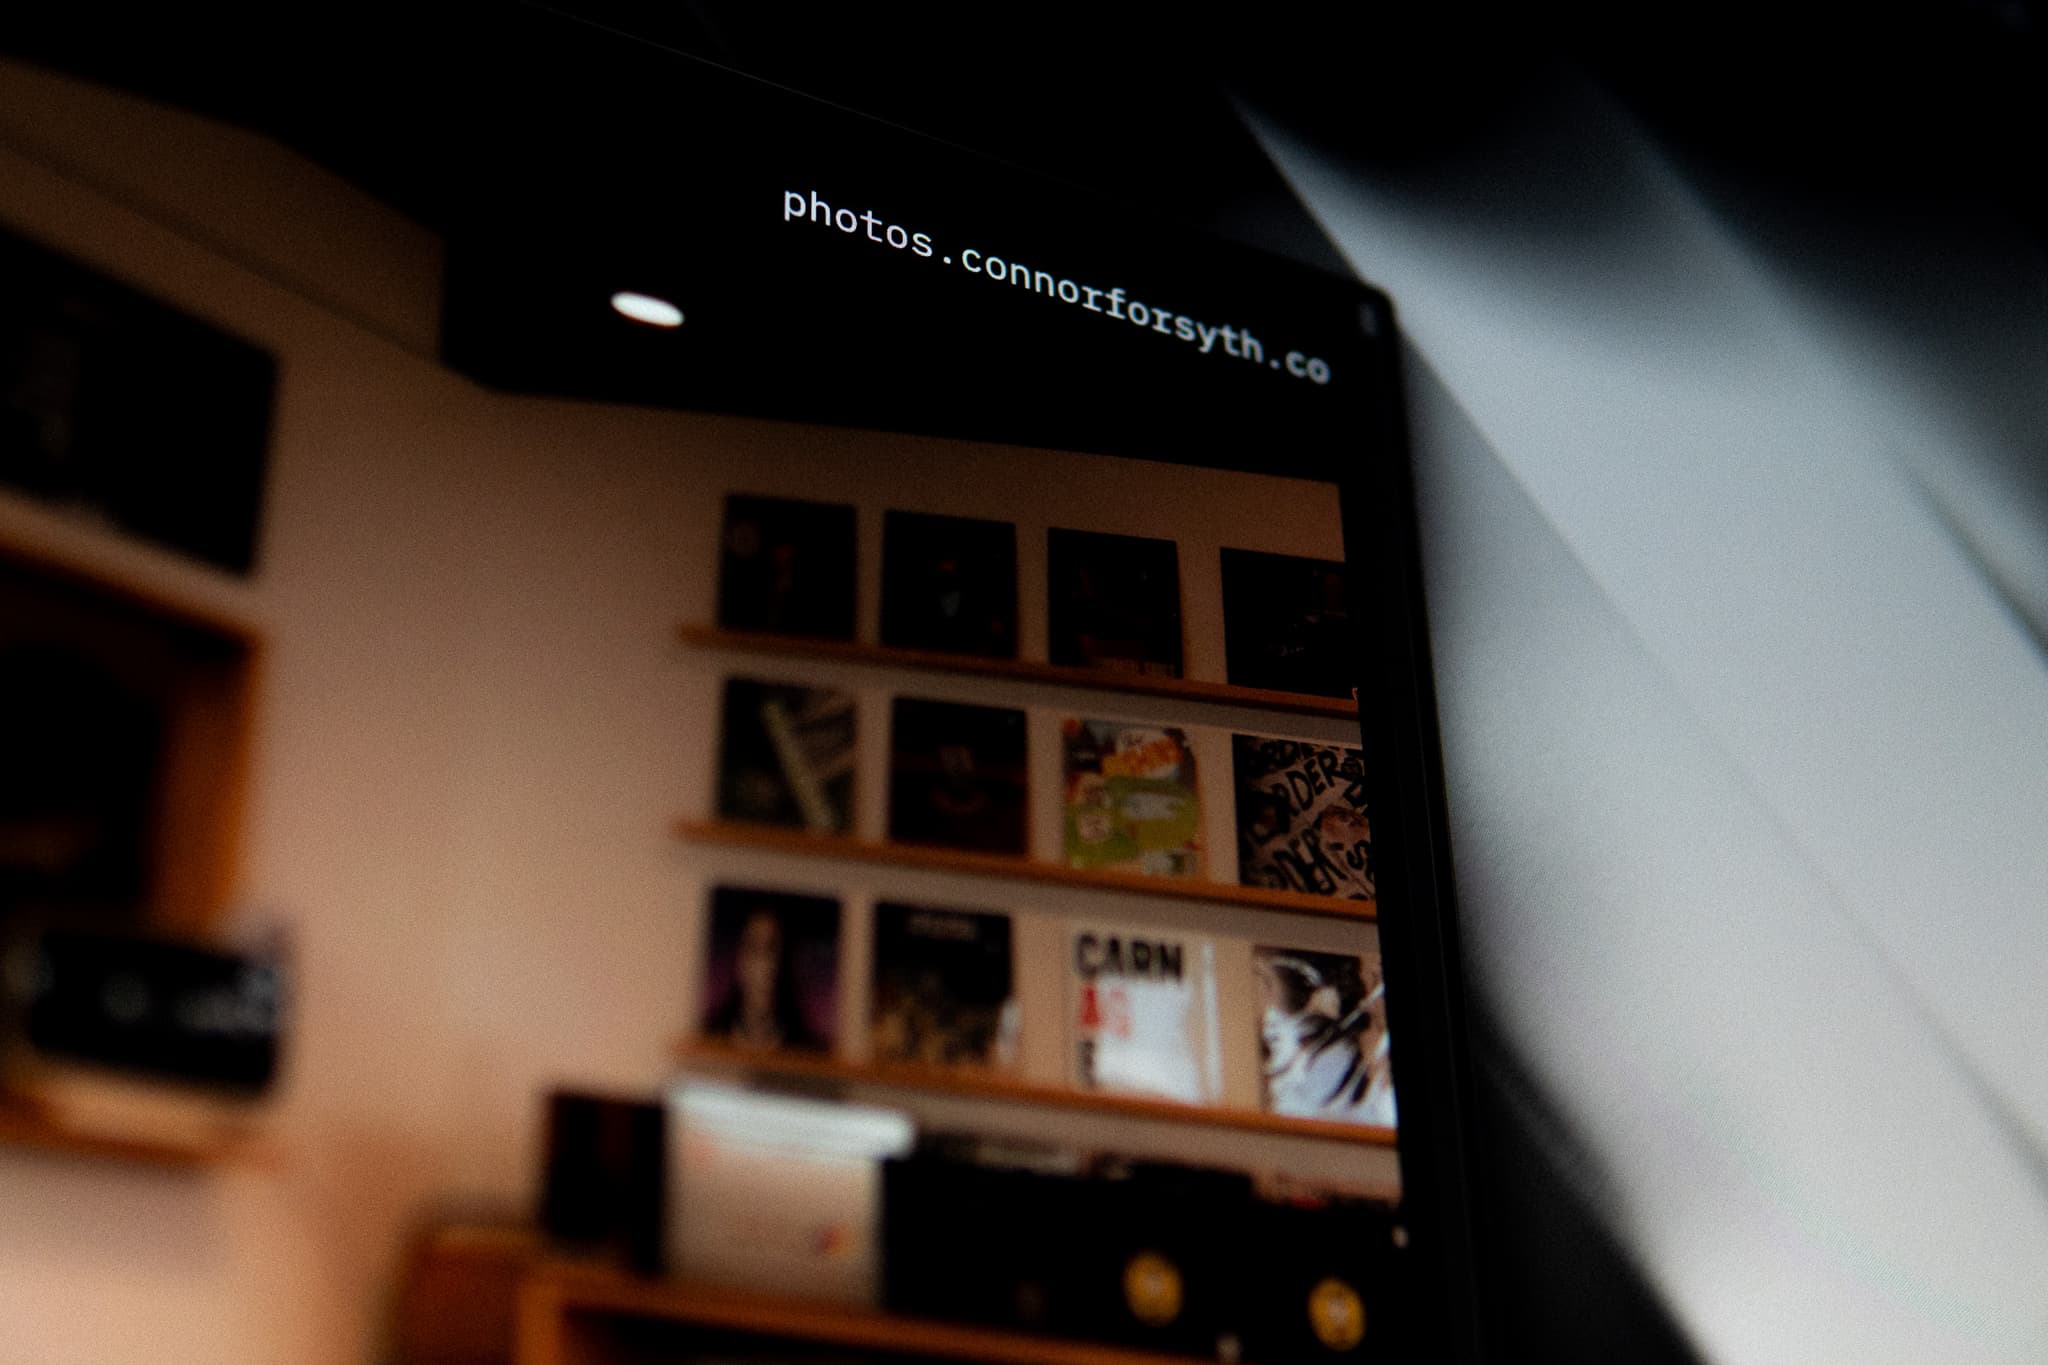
[1,2,2042,260]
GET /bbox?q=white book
[1067,923,1222,1105]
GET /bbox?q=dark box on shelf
[882,1137,1096,1336]
[10,927,283,1094]
[883,1141,1257,1359]
[1077,1159,1254,1358]
[539,1090,667,1273]
[1237,1189,1401,1361]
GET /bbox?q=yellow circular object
[1122,1250,1185,1328]
[1307,1276,1366,1351]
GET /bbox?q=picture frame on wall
[1060,718,1204,878]
[879,510,1019,659]
[715,677,858,834]
[1046,527,1183,678]
[870,902,1019,1070]
[1220,549,1355,699]
[1232,735,1375,903]
[1068,921,1223,1105]
[699,886,842,1056]
[1253,944,1395,1128]
[716,494,858,639]
[887,697,1029,855]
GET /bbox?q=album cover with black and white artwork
[1253,945,1394,1127]
[716,678,857,833]
[1232,735,1373,902]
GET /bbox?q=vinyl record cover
[870,903,1019,1069]
[1069,924,1222,1104]
[1232,735,1374,902]
[1060,720,1203,878]
[880,510,1018,657]
[716,678,856,833]
[887,697,1028,854]
[716,493,858,638]
[1219,548,1355,698]
[1253,946,1395,1128]
[882,1137,1093,1334]
[1046,528,1183,677]
[700,886,840,1055]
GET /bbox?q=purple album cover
[700,886,841,1054]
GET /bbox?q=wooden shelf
[675,1039,1399,1149]
[521,1258,1222,1365]
[0,492,263,644]
[679,624,1359,721]
[0,542,262,934]
[674,820,1377,923]
[0,1097,271,1171]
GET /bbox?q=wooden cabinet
[401,1226,1218,1365]
[0,517,265,1167]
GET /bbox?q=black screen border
[443,10,1489,1357]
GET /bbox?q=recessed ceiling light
[610,291,683,328]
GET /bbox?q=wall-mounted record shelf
[673,819,1377,922]
[518,1255,1229,1365]
[0,1095,272,1171]
[674,1038,1399,1149]
[0,488,264,643]
[678,624,1359,721]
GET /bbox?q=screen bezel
[443,9,1487,1355]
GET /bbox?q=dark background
[9,4,2045,1359]
[5,2,2043,260]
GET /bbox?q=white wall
[0,61,704,1359]
[0,59,1387,1363]
[1255,79,2048,1364]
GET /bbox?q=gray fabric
[1255,79,2048,1365]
